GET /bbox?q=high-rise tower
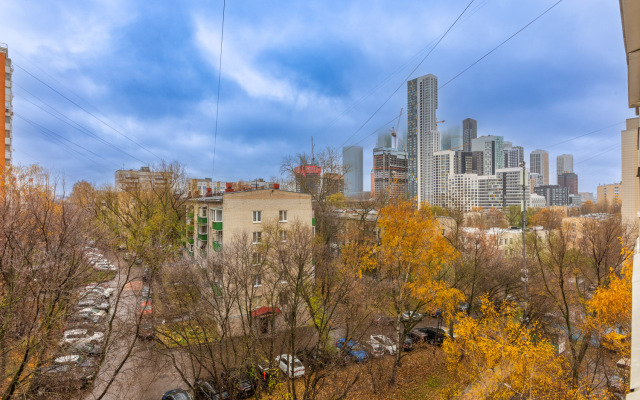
[407,74,439,204]
[342,145,363,197]
[556,154,573,176]
[1,44,12,169]
[462,118,477,152]
[530,149,549,186]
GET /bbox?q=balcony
[187,238,194,244]
[198,233,208,241]
[188,212,194,219]
[212,221,223,231]
[212,242,222,252]
[197,216,207,224]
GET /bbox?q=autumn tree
[349,199,460,385]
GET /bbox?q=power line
[14,85,148,165]
[14,63,162,162]
[351,116,400,148]
[439,0,564,90]
[575,143,620,166]
[543,121,626,150]
[341,0,477,148]
[212,0,226,176]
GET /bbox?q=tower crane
[390,108,403,149]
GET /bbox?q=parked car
[140,301,153,316]
[221,369,255,398]
[408,329,430,344]
[275,354,305,378]
[194,378,229,400]
[62,329,88,344]
[296,348,332,370]
[430,308,443,318]
[458,302,469,313]
[368,335,396,355]
[401,311,424,322]
[32,354,96,392]
[138,318,155,340]
[402,337,414,351]
[72,307,107,324]
[336,338,369,362]
[162,389,193,400]
[254,361,280,387]
[417,326,447,345]
[69,341,104,356]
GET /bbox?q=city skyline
[0,1,631,194]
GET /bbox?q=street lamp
[520,161,529,311]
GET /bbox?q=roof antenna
[311,136,315,165]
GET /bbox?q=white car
[368,334,397,355]
[62,329,88,344]
[401,311,424,322]
[275,354,305,378]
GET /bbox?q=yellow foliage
[443,297,590,399]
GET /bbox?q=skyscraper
[1,44,12,169]
[530,149,549,186]
[372,134,408,199]
[407,74,439,204]
[557,172,578,195]
[471,135,504,176]
[503,141,524,168]
[556,154,573,176]
[342,145,363,197]
[462,118,477,152]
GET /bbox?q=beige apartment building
[597,181,623,205]
[185,189,313,334]
[115,166,172,191]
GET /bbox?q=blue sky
[0,0,633,194]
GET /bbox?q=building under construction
[372,133,408,199]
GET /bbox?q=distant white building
[530,193,547,208]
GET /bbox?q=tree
[350,199,460,385]
[443,298,588,399]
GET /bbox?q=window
[253,231,262,244]
[253,210,262,223]
[212,209,222,222]
[279,210,288,222]
[216,231,223,243]
[252,252,263,265]
[280,230,287,242]
[253,274,262,287]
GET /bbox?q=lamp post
[520,161,529,309]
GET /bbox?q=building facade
[372,146,408,199]
[557,172,579,195]
[503,142,524,169]
[530,149,549,186]
[462,118,477,152]
[497,167,530,207]
[597,182,623,205]
[556,154,574,176]
[1,44,12,168]
[622,118,640,225]
[407,74,439,204]
[471,135,505,176]
[342,145,363,197]
[534,185,568,206]
[115,166,172,191]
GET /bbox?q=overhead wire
[14,85,148,165]
[212,0,226,176]
[14,63,161,162]
[341,0,477,148]
[439,0,564,90]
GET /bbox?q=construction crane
[391,108,403,149]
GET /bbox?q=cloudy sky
[0,0,633,194]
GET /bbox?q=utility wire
[14,86,148,164]
[439,0,564,90]
[212,0,226,176]
[14,63,161,162]
[575,143,620,165]
[542,121,625,150]
[341,0,477,148]
[351,116,400,147]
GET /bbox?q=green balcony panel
[188,225,194,232]
[198,233,208,241]
[198,216,208,224]
[312,218,316,227]
[187,238,194,244]
[188,212,194,219]
[212,221,223,231]
[212,242,222,252]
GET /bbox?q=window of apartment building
[210,208,222,221]
[252,252,263,265]
[199,207,207,217]
[279,210,288,222]
[216,231,223,244]
[253,273,262,287]
[614,187,619,194]
[603,188,607,195]
[280,230,287,242]
[253,210,262,223]
[253,231,262,244]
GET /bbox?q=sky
[0,0,633,195]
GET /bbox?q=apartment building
[1,44,12,168]
[115,167,172,191]
[597,182,622,205]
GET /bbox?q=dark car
[194,379,229,400]
[162,389,193,400]
[296,348,332,370]
[221,369,255,398]
[402,337,414,351]
[417,327,447,345]
[408,329,429,344]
